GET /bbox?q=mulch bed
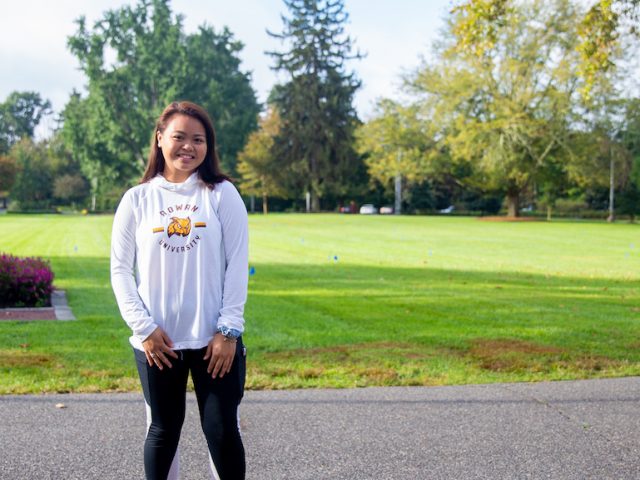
[0,308,57,321]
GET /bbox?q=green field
[1,213,639,394]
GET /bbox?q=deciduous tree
[8,139,52,210]
[357,100,431,184]
[237,108,287,213]
[356,99,445,211]
[0,156,18,194]
[53,174,90,207]
[451,0,639,100]
[64,0,259,205]
[0,91,51,154]
[577,0,639,99]
[410,0,582,217]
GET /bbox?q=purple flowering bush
[0,253,54,308]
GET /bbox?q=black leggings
[134,341,246,480]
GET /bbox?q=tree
[0,155,18,208]
[535,148,574,220]
[451,0,639,101]
[183,26,260,175]
[60,92,124,211]
[9,139,53,210]
[237,108,287,213]
[577,0,639,99]
[356,99,438,212]
[610,98,640,221]
[0,91,51,154]
[617,161,640,221]
[410,0,582,217]
[564,99,639,223]
[0,156,18,193]
[64,0,259,203]
[53,174,90,206]
[267,0,363,211]
[46,130,85,178]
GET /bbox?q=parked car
[439,205,455,214]
[359,204,377,214]
[339,201,358,213]
[379,206,394,215]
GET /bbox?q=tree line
[1,0,638,219]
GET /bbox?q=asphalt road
[1,377,639,479]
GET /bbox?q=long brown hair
[141,101,230,187]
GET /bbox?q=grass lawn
[0,213,639,393]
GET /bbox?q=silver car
[359,204,377,214]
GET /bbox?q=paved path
[1,377,639,479]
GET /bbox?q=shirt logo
[151,204,207,254]
[168,217,191,237]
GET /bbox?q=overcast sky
[0,0,454,135]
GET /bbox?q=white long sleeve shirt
[110,173,248,351]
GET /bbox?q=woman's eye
[173,135,183,141]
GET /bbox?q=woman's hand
[142,327,178,370]
[204,334,236,378]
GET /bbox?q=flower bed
[0,253,54,308]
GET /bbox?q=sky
[0,0,454,136]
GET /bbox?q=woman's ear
[156,130,162,147]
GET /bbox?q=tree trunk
[262,192,268,215]
[506,192,520,217]
[607,155,615,223]
[394,173,402,215]
[546,205,552,221]
[311,191,320,212]
[309,153,320,212]
[91,176,98,212]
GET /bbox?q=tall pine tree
[267,0,363,211]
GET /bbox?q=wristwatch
[217,325,241,342]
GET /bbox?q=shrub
[0,253,54,307]
[554,197,589,215]
[53,174,90,205]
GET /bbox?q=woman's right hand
[142,327,178,370]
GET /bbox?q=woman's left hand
[204,334,236,378]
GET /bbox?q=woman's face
[157,113,207,183]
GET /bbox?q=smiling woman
[141,102,229,187]
[112,100,249,479]
[156,114,207,183]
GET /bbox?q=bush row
[0,253,54,308]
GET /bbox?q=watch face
[218,326,240,339]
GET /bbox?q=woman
[111,101,248,480]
